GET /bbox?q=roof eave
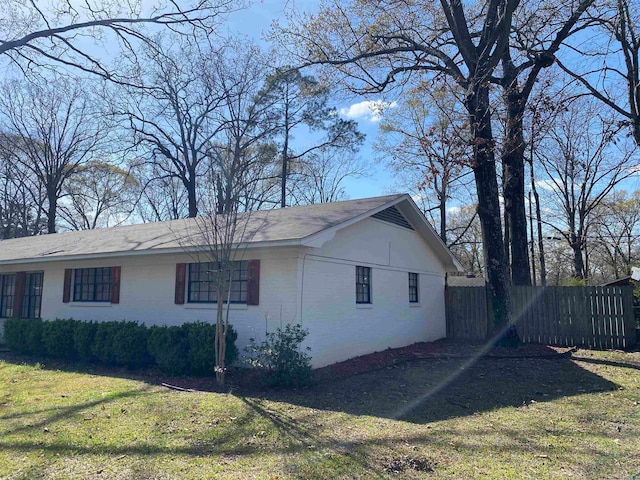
[0,238,304,266]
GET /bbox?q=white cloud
[339,100,397,122]
[534,179,560,192]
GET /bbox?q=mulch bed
[313,339,575,383]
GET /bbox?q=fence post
[622,286,637,350]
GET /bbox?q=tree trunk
[530,160,547,285]
[46,189,57,234]
[186,176,198,218]
[502,160,511,280]
[529,191,537,286]
[571,233,585,279]
[465,86,512,339]
[502,91,531,285]
[281,100,290,208]
[215,289,225,386]
[439,193,447,244]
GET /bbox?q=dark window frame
[23,272,44,318]
[356,266,371,304]
[0,273,16,318]
[408,272,419,303]
[73,267,113,302]
[187,260,248,304]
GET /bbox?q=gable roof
[0,194,462,271]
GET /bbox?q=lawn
[1,345,639,479]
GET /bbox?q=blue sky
[226,2,397,200]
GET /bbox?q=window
[22,272,44,318]
[188,261,248,303]
[0,274,16,317]
[409,272,419,303]
[73,267,112,302]
[356,266,371,304]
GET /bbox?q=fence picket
[445,285,636,350]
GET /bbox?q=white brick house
[0,194,462,367]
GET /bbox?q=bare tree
[115,40,227,218]
[206,44,281,214]
[287,148,367,205]
[0,136,45,238]
[374,79,472,243]
[589,190,640,281]
[447,205,484,275]
[536,97,637,279]
[0,0,239,82]
[59,161,138,230]
[557,0,640,145]
[182,144,267,387]
[0,78,104,233]
[135,165,191,222]
[276,0,516,336]
[495,0,596,286]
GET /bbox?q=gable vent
[371,205,414,230]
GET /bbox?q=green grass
[1,348,639,479]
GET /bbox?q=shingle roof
[0,194,405,264]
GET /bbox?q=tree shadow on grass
[247,350,620,425]
[0,346,621,427]
[0,346,632,479]
[570,354,640,371]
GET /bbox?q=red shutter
[247,259,260,306]
[63,269,72,303]
[13,272,26,318]
[175,263,186,304]
[111,266,121,304]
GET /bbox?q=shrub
[245,323,312,387]
[91,321,120,365]
[42,319,76,359]
[73,320,97,361]
[92,321,152,368]
[111,321,153,369]
[5,317,239,376]
[4,318,27,354]
[147,325,189,375]
[4,318,44,356]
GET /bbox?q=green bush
[5,317,238,376]
[182,322,237,376]
[73,320,97,361]
[245,324,313,387]
[110,321,152,369]
[4,318,27,354]
[4,318,44,356]
[147,325,189,375]
[92,321,152,368]
[91,321,121,365]
[42,319,76,359]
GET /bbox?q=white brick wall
[0,217,449,368]
[299,218,447,367]
[0,247,302,356]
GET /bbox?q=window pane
[73,268,112,302]
[188,261,247,303]
[0,274,16,317]
[356,266,371,304]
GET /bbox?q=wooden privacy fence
[446,285,637,350]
